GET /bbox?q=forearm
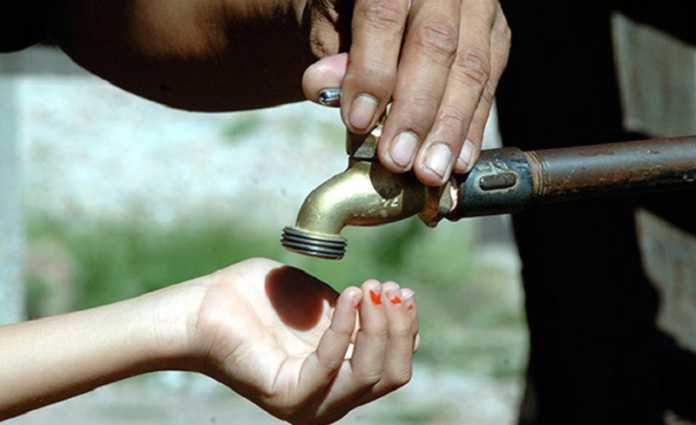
[49,0,319,111]
[0,283,202,420]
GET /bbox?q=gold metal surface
[289,125,453,245]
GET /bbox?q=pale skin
[0,258,419,424]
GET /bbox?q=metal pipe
[449,136,696,219]
[282,129,696,260]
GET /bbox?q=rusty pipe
[450,136,696,219]
[282,129,696,260]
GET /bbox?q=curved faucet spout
[298,161,429,234]
[281,125,455,260]
[281,160,434,259]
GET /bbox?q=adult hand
[303,0,511,186]
[174,258,419,424]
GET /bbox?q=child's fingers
[344,312,362,360]
[301,280,388,421]
[365,283,418,398]
[298,287,362,399]
[349,280,389,388]
[306,283,418,421]
[400,288,420,352]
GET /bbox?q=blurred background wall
[0,77,24,324]
[614,13,696,136]
[613,14,696,354]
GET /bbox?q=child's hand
[0,258,417,422]
[166,258,419,424]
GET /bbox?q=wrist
[136,278,210,372]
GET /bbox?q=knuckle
[499,9,511,34]
[414,21,459,62]
[329,322,353,340]
[451,48,491,89]
[384,369,412,390]
[481,80,497,105]
[365,325,390,339]
[357,0,407,32]
[396,369,413,387]
[355,371,383,387]
[437,105,468,133]
[483,0,499,21]
[501,22,512,45]
[320,356,343,373]
[408,91,440,112]
[394,91,439,123]
[350,64,396,96]
[389,323,414,338]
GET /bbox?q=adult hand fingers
[341,0,411,133]
[455,4,511,173]
[413,0,497,186]
[377,0,462,174]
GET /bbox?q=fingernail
[318,88,341,107]
[424,143,453,180]
[390,131,419,168]
[457,140,475,172]
[401,288,415,301]
[401,289,415,310]
[369,290,382,305]
[349,94,378,131]
[388,290,402,305]
[347,288,361,308]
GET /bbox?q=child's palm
[194,258,418,424]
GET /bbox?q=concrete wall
[0,76,24,324]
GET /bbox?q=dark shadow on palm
[265,266,338,331]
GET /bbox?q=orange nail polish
[390,296,402,305]
[369,290,382,305]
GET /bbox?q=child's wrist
[135,279,210,372]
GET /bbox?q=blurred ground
[6,48,526,424]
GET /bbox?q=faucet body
[281,127,447,259]
[282,126,696,260]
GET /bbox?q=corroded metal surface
[449,147,535,219]
[534,137,696,200]
[450,136,696,219]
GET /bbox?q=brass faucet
[281,123,456,260]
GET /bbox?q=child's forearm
[0,284,202,420]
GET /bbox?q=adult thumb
[302,53,348,107]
